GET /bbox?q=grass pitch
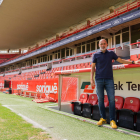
[0,92,140,140]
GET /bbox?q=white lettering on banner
[71,37,76,41]
[17,83,29,90]
[113,65,125,70]
[134,12,140,17]
[76,33,86,39]
[61,69,79,74]
[87,30,93,35]
[92,28,98,33]
[99,23,111,30]
[36,83,57,94]
[0,83,4,88]
[112,19,122,26]
[60,39,71,45]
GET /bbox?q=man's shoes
[97,118,107,126]
[110,120,117,129]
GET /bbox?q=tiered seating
[0,54,18,59]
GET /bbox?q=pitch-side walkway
[0,93,140,140]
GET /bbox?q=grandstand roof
[0,0,128,50]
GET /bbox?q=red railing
[28,0,140,52]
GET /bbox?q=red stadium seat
[71,93,88,116]
[105,96,124,124]
[138,54,140,60]
[104,95,109,107]
[76,64,81,69]
[69,65,74,70]
[82,94,98,118]
[130,55,138,61]
[115,96,124,110]
[118,97,140,130]
[92,95,109,121]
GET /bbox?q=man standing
[90,39,140,129]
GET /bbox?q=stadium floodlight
[0,0,3,5]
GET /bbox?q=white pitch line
[3,105,49,131]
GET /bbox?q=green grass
[0,104,50,140]
[0,93,140,140]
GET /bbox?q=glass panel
[115,35,120,47]
[91,42,95,51]
[131,23,140,43]
[122,32,129,43]
[82,45,85,53]
[87,43,90,52]
[112,37,114,48]
[50,55,52,61]
[58,52,60,59]
[38,58,40,63]
[70,49,72,56]
[66,50,69,57]
[55,53,57,59]
[61,48,65,58]
[77,46,81,54]
[97,41,100,50]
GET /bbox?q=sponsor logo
[113,65,125,70]
[112,19,122,25]
[36,83,57,94]
[17,83,28,90]
[130,100,133,104]
[87,30,92,35]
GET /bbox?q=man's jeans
[95,78,115,121]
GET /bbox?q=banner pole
[58,75,62,111]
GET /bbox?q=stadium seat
[105,96,124,124]
[82,94,98,118]
[138,54,140,60]
[92,95,109,121]
[76,64,81,69]
[63,66,66,70]
[130,55,138,61]
[69,65,74,70]
[66,66,70,70]
[118,97,140,130]
[71,93,88,116]
[136,109,140,131]
[73,64,76,69]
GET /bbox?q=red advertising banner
[11,77,77,102]
[12,79,58,100]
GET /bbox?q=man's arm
[116,57,140,64]
[90,63,96,86]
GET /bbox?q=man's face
[99,40,108,51]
